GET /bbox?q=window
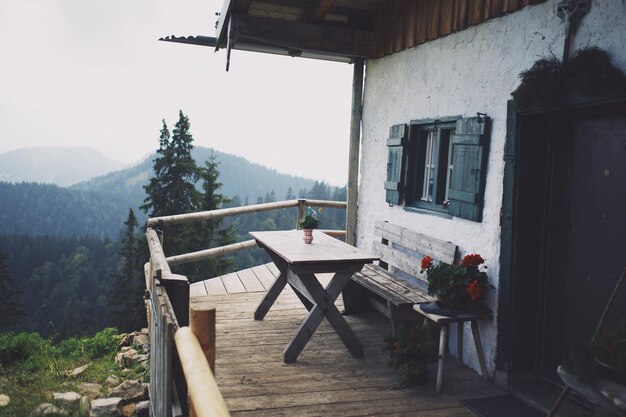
[407,119,457,211]
[384,116,490,222]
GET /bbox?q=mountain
[0,146,323,238]
[0,147,125,186]
[72,146,319,215]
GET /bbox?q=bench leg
[436,324,449,394]
[470,320,489,381]
[457,322,464,367]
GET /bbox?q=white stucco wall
[357,0,626,376]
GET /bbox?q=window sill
[403,205,453,219]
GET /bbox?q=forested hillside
[72,146,320,223]
[0,182,129,238]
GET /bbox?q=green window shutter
[448,117,491,221]
[385,124,407,205]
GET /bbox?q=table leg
[284,272,363,363]
[254,272,287,320]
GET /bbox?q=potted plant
[420,254,492,315]
[298,207,321,244]
[591,324,626,384]
[383,326,438,385]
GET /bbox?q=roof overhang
[161,0,548,69]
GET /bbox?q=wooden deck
[190,263,505,416]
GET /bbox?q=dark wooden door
[540,109,626,381]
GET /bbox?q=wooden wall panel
[454,0,469,32]
[416,1,429,44]
[405,0,418,49]
[427,0,441,41]
[374,0,546,58]
[439,0,455,36]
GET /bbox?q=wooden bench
[342,221,458,335]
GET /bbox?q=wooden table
[249,230,379,363]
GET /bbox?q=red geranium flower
[421,256,433,271]
[461,254,485,268]
[466,279,484,300]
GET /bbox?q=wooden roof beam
[304,0,336,22]
[233,14,374,58]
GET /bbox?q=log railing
[144,199,346,417]
[150,198,347,266]
[146,229,229,417]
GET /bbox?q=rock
[117,333,133,348]
[105,375,120,387]
[134,354,149,363]
[53,391,82,406]
[135,400,149,417]
[67,364,90,378]
[140,328,148,334]
[77,382,103,398]
[108,379,148,402]
[29,403,68,417]
[121,403,135,417]
[89,398,123,417]
[0,394,9,406]
[79,396,91,417]
[115,349,138,367]
[132,333,149,350]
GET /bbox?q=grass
[0,328,147,417]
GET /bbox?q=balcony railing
[144,199,347,417]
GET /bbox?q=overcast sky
[0,0,354,185]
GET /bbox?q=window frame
[405,116,461,214]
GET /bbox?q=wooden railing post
[297,199,306,229]
[190,306,216,372]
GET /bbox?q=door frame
[496,95,626,388]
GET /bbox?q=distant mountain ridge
[0,146,322,238]
[0,147,125,186]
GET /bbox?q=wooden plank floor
[190,263,505,416]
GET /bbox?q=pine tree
[109,209,145,332]
[194,153,236,280]
[0,250,25,329]
[142,111,201,257]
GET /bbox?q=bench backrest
[373,220,458,287]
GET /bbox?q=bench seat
[342,221,457,335]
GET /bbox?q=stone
[140,328,148,334]
[132,333,149,349]
[117,333,133,348]
[121,403,135,417]
[89,398,123,417]
[0,394,9,406]
[29,403,68,417]
[134,354,149,363]
[115,349,137,368]
[53,391,82,406]
[77,382,103,398]
[135,400,149,417]
[105,375,120,387]
[79,396,91,417]
[108,379,148,402]
[67,364,90,378]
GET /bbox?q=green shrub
[83,328,119,359]
[0,332,48,368]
